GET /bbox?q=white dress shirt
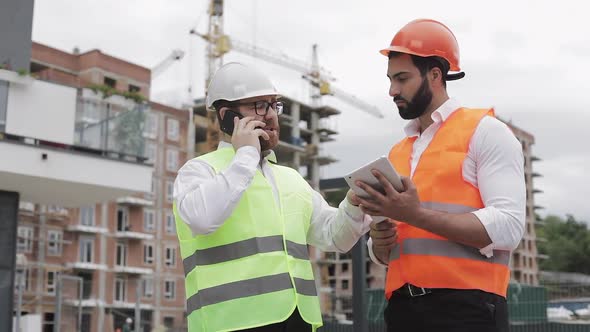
[368,98,526,265]
[174,141,372,253]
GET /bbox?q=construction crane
[194,0,384,152]
[151,49,185,79]
[189,31,384,119]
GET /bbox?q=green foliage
[537,214,590,274]
[16,68,29,76]
[87,84,146,103]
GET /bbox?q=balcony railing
[66,225,108,234]
[114,229,154,241]
[75,91,149,162]
[66,262,108,271]
[113,266,153,275]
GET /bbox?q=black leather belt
[393,283,433,297]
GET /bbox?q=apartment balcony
[111,301,154,310]
[116,196,153,207]
[19,201,35,216]
[0,72,152,207]
[46,205,70,220]
[113,265,153,275]
[114,229,154,241]
[66,262,108,271]
[66,224,108,234]
[64,298,106,308]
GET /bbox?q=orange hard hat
[380,19,462,74]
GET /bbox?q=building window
[80,206,95,226]
[104,76,116,88]
[116,206,130,232]
[166,149,178,172]
[80,237,94,263]
[165,246,176,267]
[116,242,128,266]
[329,279,336,289]
[342,280,349,290]
[17,226,34,253]
[165,211,176,234]
[163,316,175,328]
[167,118,180,141]
[142,277,154,298]
[342,263,349,273]
[143,244,154,265]
[114,277,127,302]
[47,230,63,256]
[128,84,140,93]
[16,267,30,292]
[143,208,156,232]
[166,180,174,203]
[144,112,158,138]
[144,142,157,164]
[46,271,60,295]
[164,280,176,300]
[145,176,157,201]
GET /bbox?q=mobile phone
[219,109,243,135]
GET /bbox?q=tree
[537,214,590,274]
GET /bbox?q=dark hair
[388,51,449,88]
[212,99,235,112]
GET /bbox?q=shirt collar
[218,141,278,163]
[403,98,461,138]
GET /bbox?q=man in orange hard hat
[353,19,526,331]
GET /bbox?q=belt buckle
[407,284,429,297]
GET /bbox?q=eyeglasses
[235,100,284,116]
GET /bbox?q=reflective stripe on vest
[389,238,510,266]
[385,108,511,298]
[187,273,317,313]
[182,236,309,274]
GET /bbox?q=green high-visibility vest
[174,147,322,332]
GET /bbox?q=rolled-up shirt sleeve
[470,117,526,257]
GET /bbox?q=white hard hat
[126,318,132,324]
[205,62,278,110]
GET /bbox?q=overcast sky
[32,0,590,222]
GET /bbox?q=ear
[218,108,227,119]
[429,67,444,87]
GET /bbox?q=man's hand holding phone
[231,116,269,155]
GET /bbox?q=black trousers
[385,287,508,332]
[239,309,311,331]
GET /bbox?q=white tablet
[344,156,404,222]
[344,156,404,196]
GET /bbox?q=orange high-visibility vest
[385,108,511,299]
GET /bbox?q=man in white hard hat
[172,62,371,332]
